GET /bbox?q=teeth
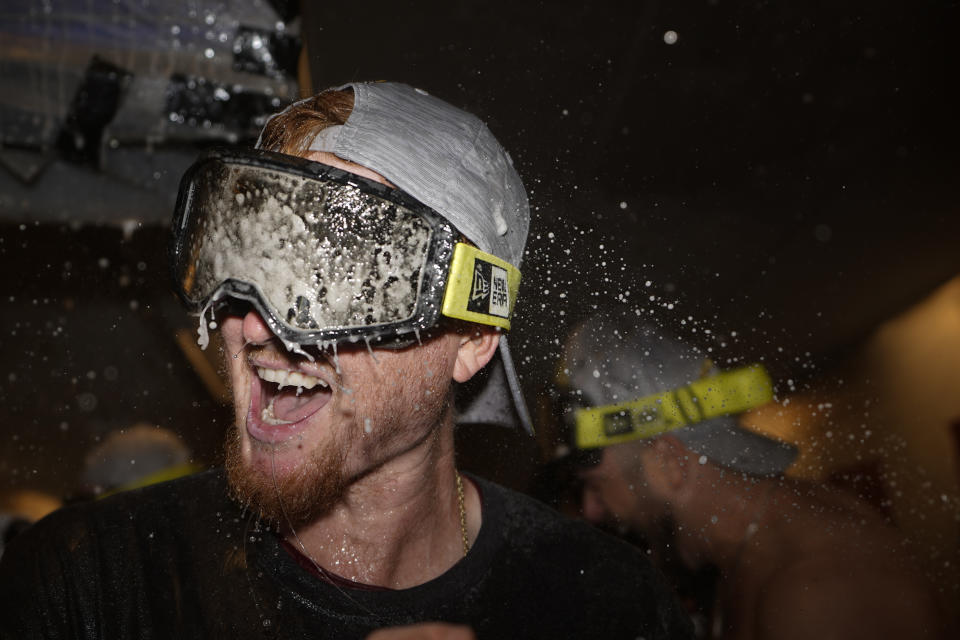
[261,397,293,425]
[256,367,328,391]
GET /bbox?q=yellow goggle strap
[441,243,522,330]
[574,365,774,449]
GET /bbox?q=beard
[224,428,350,528]
[220,331,456,530]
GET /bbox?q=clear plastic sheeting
[0,0,300,224]
[0,0,298,148]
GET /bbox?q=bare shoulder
[753,555,946,640]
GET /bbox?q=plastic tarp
[0,0,301,224]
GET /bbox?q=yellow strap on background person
[97,462,202,500]
[441,243,522,330]
[574,365,774,449]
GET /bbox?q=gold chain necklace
[455,471,469,557]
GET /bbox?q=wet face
[222,311,461,525]
[221,151,462,526]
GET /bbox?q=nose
[242,309,274,345]
[581,488,608,524]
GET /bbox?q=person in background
[1,83,692,640]
[1,424,195,561]
[75,422,199,500]
[553,311,946,640]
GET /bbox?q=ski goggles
[170,148,522,347]
[568,365,774,450]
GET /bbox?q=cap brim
[672,415,798,476]
[455,336,534,434]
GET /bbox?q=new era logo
[471,268,489,302]
[467,259,510,318]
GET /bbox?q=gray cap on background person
[558,311,798,476]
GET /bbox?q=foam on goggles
[170,148,521,347]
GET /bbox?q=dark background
[301,0,959,375]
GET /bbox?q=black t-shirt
[0,470,693,639]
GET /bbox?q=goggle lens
[177,160,434,334]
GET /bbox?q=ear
[639,435,694,502]
[452,326,500,383]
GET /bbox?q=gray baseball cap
[257,82,533,433]
[79,424,196,497]
[559,312,797,476]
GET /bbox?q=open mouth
[247,364,333,443]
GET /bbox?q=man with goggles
[1,83,692,639]
[553,311,944,640]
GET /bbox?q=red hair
[257,89,354,157]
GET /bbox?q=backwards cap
[257,82,533,432]
[260,81,529,267]
[559,313,797,476]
